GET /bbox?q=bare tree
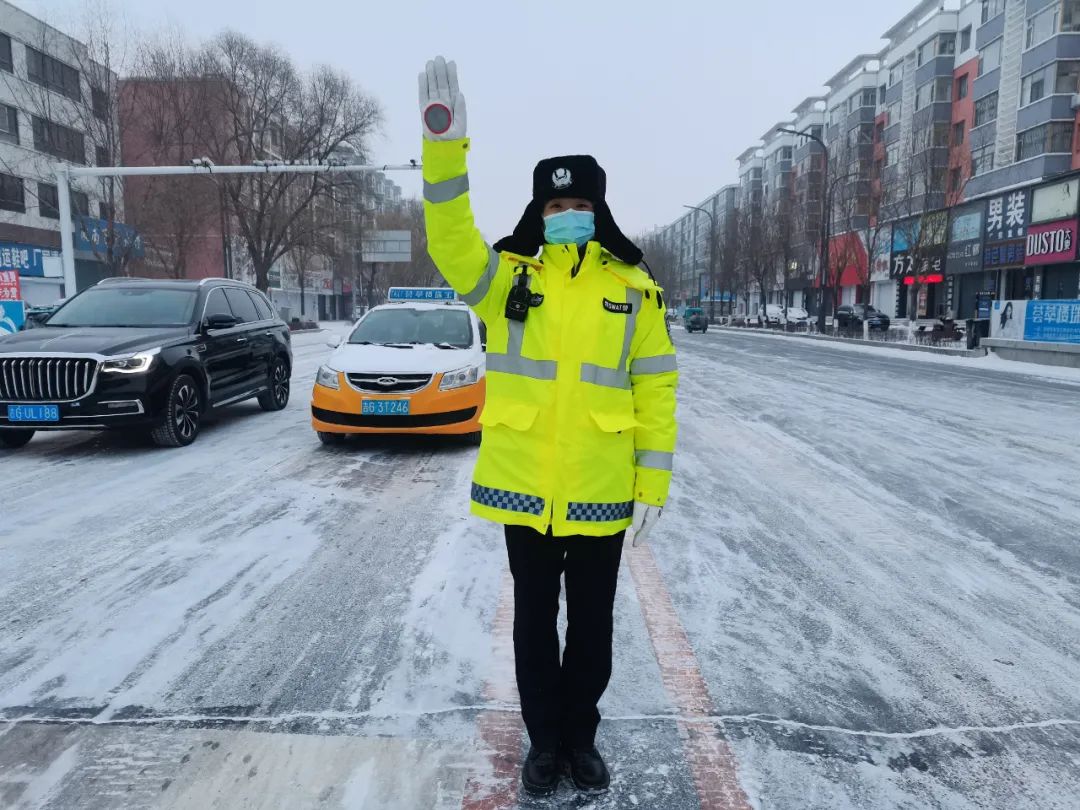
[188,32,382,292]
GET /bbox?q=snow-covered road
[2,326,1079,809]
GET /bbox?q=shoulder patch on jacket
[601,259,662,296]
[603,298,633,314]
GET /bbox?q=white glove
[630,501,662,547]
[418,56,467,141]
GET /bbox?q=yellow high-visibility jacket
[423,138,677,537]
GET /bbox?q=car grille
[346,373,432,394]
[0,357,98,402]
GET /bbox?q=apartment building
[0,0,126,306]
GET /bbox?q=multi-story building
[0,0,125,306]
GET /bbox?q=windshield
[47,288,198,328]
[349,307,473,348]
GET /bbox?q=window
[957,74,969,100]
[916,78,951,110]
[1066,0,1080,32]
[971,144,995,176]
[1026,5,1060,49]
[0,173,24,213]
[810,125,823,141]
[861,88,878,108]
[934,122,951,147]
[916,81,934,110]
[953,120,966,145]
[1022,64,1053,105]
[203,289,233,321]
[0,103,17,145]
[961,26,972,52]
[886,142,900,166]
[949,167,962,193]
[38,182,59,219]
[91,87,107,121]
[781,146,793,161]
[981,0,1006,25]
[939,34,956,56]
[887,99,902,126]
[1056,60,1080,94]
[250,292,275,321]
[889,62,904,87]
[0,33,12,73]
[1015,121,1075,160]
[935,76,953,104]
[32,116,85,164]
[979,38,1003,76]
[224,287,259,323]
[25,47,81,102]
[95,146,110,167]
[917,39,934,67]
[878,84,887,105]
[974,92,999,127]
[72,190,89,218]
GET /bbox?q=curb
[710,326,988,358]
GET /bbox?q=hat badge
[552,168,572,189]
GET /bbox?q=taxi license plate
[8,404,60,422]
[361,399,410,416]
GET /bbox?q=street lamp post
[683,204,717,323]
[778,127,829,332]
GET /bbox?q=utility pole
[778,127,829,332]
[683,203,717,323]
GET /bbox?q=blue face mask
[544,209,595,247]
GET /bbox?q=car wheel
[0,429,34,449]
[151,374,202,448]
[318,431,346,446]
[258,356,290,412]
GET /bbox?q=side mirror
[204,313,239,331]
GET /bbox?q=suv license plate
[7,404,60,422]
[361,399,410,416]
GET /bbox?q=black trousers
[504,524,625,752]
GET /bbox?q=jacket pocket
[589,408,639,434]
[479,399,540,431]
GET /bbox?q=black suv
[0,278,292,448]
[835,304,891,331]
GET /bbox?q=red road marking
[628,545,753,810]
[462,574,522,810]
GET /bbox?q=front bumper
[0,370,165,431]
[310,372,485,435]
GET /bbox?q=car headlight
[101,348,159,374]
[316,365,340,390]
[440,365,479,390]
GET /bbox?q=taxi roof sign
[388,287,456,301]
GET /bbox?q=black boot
[521,747,560,796]
[566,746,610,792]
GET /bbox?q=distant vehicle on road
[759,305,784,327]
[0,278,292,449]
[781,306,810,329]
[836,304,891,331]
[311,293,485,445]
[683,307,708,333]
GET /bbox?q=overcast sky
[23,0,918,242]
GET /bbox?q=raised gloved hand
[418,56,467,141]
[630,502,662,547]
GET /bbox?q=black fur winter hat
[493,154,643,265]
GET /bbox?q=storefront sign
[0,243,61,278]
[1031,178,1079,225]
[74,217,145,259]
[984,240,1025,268]
[992,299,1080,344]
[0,300,25,334]
[891,214,947,279]
[1024,219,1078,266]
[985,190,1029,243]
[0,269,21,301]
[946,204,984,274]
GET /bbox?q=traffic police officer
[419,56,678,795]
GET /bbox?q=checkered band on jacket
[471,483,546,516]
[566,500,634,523]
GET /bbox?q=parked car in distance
[23,301,65,329]
[683,307,708,333]
[781,306,810,328]
[835,304,891,331]
[0,277,292,449]
[759,304,784,327]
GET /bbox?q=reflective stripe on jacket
[423,138,678,537]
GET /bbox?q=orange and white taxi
[311,289,485,443]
